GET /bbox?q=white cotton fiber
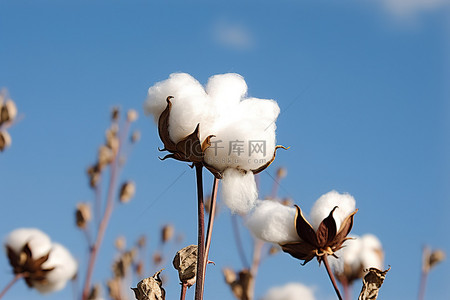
[33,243,78,294]
[206,73,247,111]
[4,228,52,260]
[360,234,383,270]
[309,190,356,231]
[262,282,316,300]
[246,200,298,244]
[221,168,258,214]
[331,235,362,274]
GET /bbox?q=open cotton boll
[360,234,383,270]
[33,243,78,293]
[246,200,298,244]
[5,228,52,260]
[262,282,316,300]
[309,190,356,231]
[206,73,248,111]
[221,168,258,214]
[331,235,362,274]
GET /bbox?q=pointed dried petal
[157,97,177,152]
[252,145,289,174]
[175,124,204,163]
[201,135,215,152]
[316,206,338,248]
[294,205,318,246]
[280,241,316,265]
[330,209,358,249]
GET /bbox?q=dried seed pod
[276,167,287,179]
[75,203,91,229]
[0,100,17,125]
[135,261,144,277]
[172,245,197,287]
[119,181,136,203]
[358,267,390,300]
[111,107,120,121]
[131,130,141,143]
[223,268,253,300]
[132,270,165,300]
[115,236,126,251]
[161,224,174,243]
[423,247,445,272]
[98,145,113,168]
[87,164,101,188]
[127,109,138,122]
[153,252,163,266]
[137,235,146,248]
[0,130,12,151]
[107,277,122,300]
[87,284,102,300]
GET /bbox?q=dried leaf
[119,181,136,203]
[132,270,165,300]
[358,267,390,300]
[316,206,337,248]
[75,203,92,229]
[294,205,318,246]
[172,245,197,287]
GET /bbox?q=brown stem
[247,239,264,300]
[194,164,205,300]
[180,283,188,300]
[418,269,428,300]
[0,273,24,299]
[341,277,350,300]
[203,177,219,269]
[81,121,130,300]
[322,254,343,300]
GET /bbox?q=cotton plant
[261,282,316,300]
[144,73,284,300]
[247,190,358,300]
[0,228,77,298]
[329,234,384,300]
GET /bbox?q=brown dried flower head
[119,181,136,203]
[132,270,166,300]
[161,224,174,243]
[281,205,357,265]
[0,130,12,152]
[172,245,197,287]
[423,247,445,273]
[75,202,92,229]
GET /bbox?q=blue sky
[1,1,449,299]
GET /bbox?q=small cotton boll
[360,234,384,270]
[310,190,356,231]
[246,200,298,244]
[333,236,363,274]
[33,243,78,293]
[262,283,316,300]
[221,168,258,214]
[5,228,52,260]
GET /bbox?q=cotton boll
[221,168,258,214]
[309,191,356,231]
[5,228,52,260]
[206,73,247,111]
[333,235,363,275]
[33,243,78,293]
[262,282,316,300]
[246,200,298,244]
[360,234,383,270]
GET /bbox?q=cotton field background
[0,1,449,300]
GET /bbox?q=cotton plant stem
[194,164,206,300]
[247,239,265,300]
[0,273,24,299]
[203,177,219,268]
[341,278,350,300]
[417,270,428,300]
[180,283,188,300]
[322,254,343,300]
[81,121,131,300]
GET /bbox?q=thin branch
[0,273,24,299]
[180,283,188,300]
[203,177,219,268]
[418,269,428,300]
[322,254,343,300]
[194,164,206,300]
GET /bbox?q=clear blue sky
[1,1,449,299]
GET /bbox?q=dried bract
[75,203,92,229]
[132,270,165,300]
[281,205,357,265]
[119,181,136,203]
[0,130,12,151]
[358,267,390,300]
[161,224,174,243]
[172,245,197,287]
[223,268,253,300]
